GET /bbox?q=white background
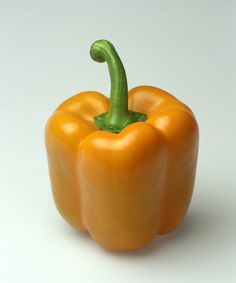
[0,0,235,282]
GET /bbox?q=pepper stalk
[90,39,147,133]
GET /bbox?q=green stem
[90,39,147,133]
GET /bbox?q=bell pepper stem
[90,39,147,133]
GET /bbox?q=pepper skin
[45,40,199,251]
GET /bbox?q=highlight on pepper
[45,39,199,251]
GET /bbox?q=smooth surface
[0,0,235,282]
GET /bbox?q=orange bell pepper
[45,39,199,251]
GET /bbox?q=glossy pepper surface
[45,40,199,251]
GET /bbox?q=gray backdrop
[0,0,235,282]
